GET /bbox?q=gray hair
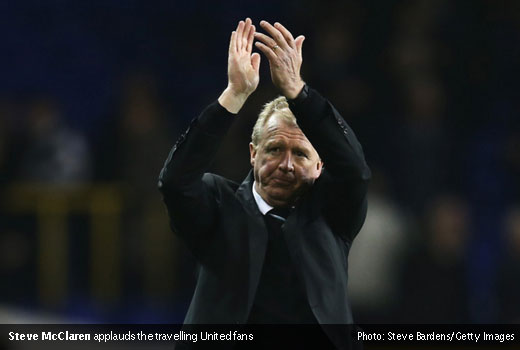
[251,96,298,146]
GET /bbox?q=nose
[278,151,294,172]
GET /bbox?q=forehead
[262,113,309,144]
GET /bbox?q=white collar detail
[252,181,273,215]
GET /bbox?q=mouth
[271,177,294,185]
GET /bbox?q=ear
[316,160,324,178]
[249,142,257,167]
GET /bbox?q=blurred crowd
[0,0,519,323]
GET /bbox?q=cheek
[257,158,278,179]
[309,165,321,179]
[259,159,275,173]
[297,163,318,181]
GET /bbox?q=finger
[254,32,278,51]
[229,31,236,54]
[259,20,290,49]
[255,41,277,63]
[246,24,255,54]
[273,22,295,48]
[295,35,305,57]
[251,52,261,73]
[236,20,245,51]
[242,18,252,51]
[233,21,241,52]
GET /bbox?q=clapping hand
[218,18,261,114]
[254,21,305,99]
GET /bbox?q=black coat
[158,86,370,349]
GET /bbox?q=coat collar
[236,170,270,312]
[236,170,263,216]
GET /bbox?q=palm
[227,18,260,96]
[228,53,259,94]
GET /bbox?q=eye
[267,146,280,154]
[295,150,308,158]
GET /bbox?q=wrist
[282,80,305,100]
[287,84,309,106]
[218,87,250,114]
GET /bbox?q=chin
[266,190,294,205]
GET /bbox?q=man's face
[249,114,322,208]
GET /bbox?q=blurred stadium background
[0,0,519,324]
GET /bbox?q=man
[158,18,370,349]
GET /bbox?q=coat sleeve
[288,86,371,243]
[158,100,235,256]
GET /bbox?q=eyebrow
[293,146,310,154]
[263,138,312,151]
[264,139,283,147]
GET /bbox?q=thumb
[295,35,305,56]
[251,52,261,73]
